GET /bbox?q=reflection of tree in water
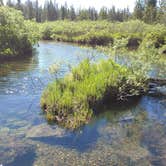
[0,50,38,77]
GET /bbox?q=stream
[0,41,165,166]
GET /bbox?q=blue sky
[4,0,136,11]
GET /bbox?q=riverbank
[39,20,166,52]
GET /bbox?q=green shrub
[74,31,114,46]
[141,24,166,49]
[41,25,54,40]
[0,6,39,58]
[159,44,166,54]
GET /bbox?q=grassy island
[41,59,147,129]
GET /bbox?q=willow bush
[0,6,39,58]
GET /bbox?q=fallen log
[148,78,166,86]
[148,78,166,96]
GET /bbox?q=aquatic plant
[41,59,147,129]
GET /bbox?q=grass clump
[41,59,147,129]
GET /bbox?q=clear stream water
[0,41,165,166]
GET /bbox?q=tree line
[0,0,165,24]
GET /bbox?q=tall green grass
[41,59,147,129]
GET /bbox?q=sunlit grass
[41,59,147,129]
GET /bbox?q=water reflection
[0,51,38,77]
[140,96,166,123]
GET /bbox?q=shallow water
[0,41,165,166]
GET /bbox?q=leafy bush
[74,31,113,46]
[0,7,39,58]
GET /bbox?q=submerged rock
[156,86,166,96]
[26,124,66,138]
[119,115,134,123]
[148,86,166,96]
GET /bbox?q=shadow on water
[30,120,103,152]
[93,96,141,119]
[140,122,166,166]
[6,149,36,166]
[30,97,141,152]
[140,96,166,122]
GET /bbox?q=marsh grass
[39,20,166,50]
[41,59,147,129]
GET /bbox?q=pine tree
[6,0,14,7]
[144,0,157,23]
[0,0,4,6]
[157,0,166,24]
[69,5,76,21]
[26,0,35,20]
[88,7,98,20]
[108,6,116,21]
[133,0,144,20]
[16,0,23,11]
[78,9,89,20]
[99,7,108,20]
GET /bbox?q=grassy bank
[41,59,147,129]
[0,7,39,58]
[39,20,166,51]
